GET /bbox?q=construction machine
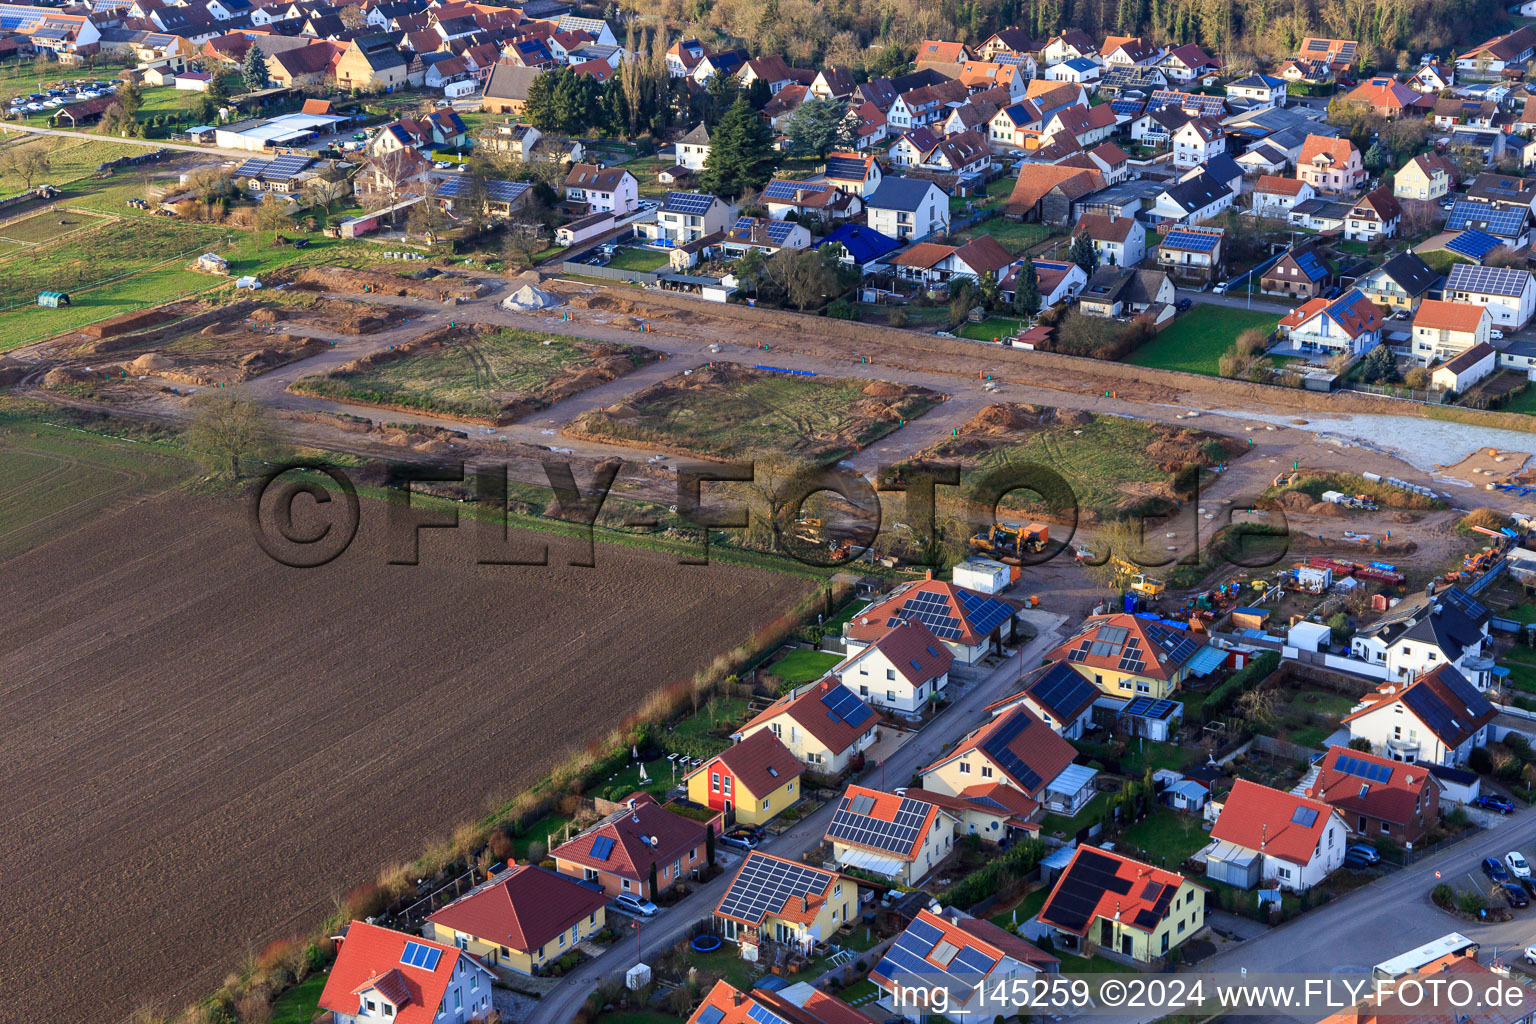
[969,522,1049,562]
[1111,557,1166,597]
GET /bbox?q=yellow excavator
[1112,557,1167,597]
[970,522,1049,562]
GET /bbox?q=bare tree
[185,391,279,479]
[501,222,544,269]
[1,147,48,189]
[254,197,293,240]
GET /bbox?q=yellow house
[685,729,803,827]
[423,864,608,976]
[1045,613,1216,699]
[714,852,862,953]
[734,679,878,775]
[1039,846,1205,963]
[334,35,408,92]
[1393,152,1455,202]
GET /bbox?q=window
[958,761,972,774]
[622,878,632,891]
[834,882,842,896]
[366,1000,377,1014]
[771,723,781,737]
[689,848,697,862]
[886,690,896,702]
[723,777,732,796]
[886,668,896,680]
[859,684,869,696]
[454,992,462,1011]
[559,933,567,947]
[711,772,720,793]
[981,765,994,779]
[762,798,770,810]
[1381,822,1391,834]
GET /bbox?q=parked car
[1504,883,1530,908]
[1492,329,1505,340]
[1175,298,1192,312]
[1526,944,1536,965]
[1476,794,1517,815]
[613,893,658,917]
[1345,844,1381,865]
[1484,856,1510,882]
[1518,876,1536,898]
[719,828,760,851]
[1509,851,1531,878]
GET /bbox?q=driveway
[526,612,1070,1024]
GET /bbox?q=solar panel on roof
[1437,666,1493,717]
[590,835,614,860]
[1294,251,1327,280]
[763,179,829,200]
[981,711,1043,792]
[1446,201,1527,241]
[1028,663,1097,718]
[1041,848,1129,933]
[236,158,273,178]
[1163,228,1219,252]
[400,940,441,970]
[1447,260,1531,296]
[824,156,867,180]
[664,190,717,213]
[696,1007,725,1024]
[827,793,930,855]
[1442,589,1489,620]
[1291,805,1319,827]
[718,854,831,924]
[746,1002,791,1024]
[1334,753,1392,784]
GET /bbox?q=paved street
[528,611,1070,1024]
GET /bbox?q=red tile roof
[826,784,945,860]
[891,241,956,269]
[1038,846,1192,936]
[426,865,606,953]
[1414,298,1487,334]
[1074,212,1139,244]
[916,39,971,64]
[844,578,1018,648]
[1306,746,1436,828]
[694,729,803,799]
[1210,778,1337,865]
[1256,174,1307,196]
[738,679,878,757]
[319,921,489,1024]
[1299,133,1358,168]
[952,234,1015,276]
[903,785,1041,828]
[924,704,1076,797]
[1346,76,1425,112]
[1044,612,1204,682]
[552,798,705,882]
[689,979,879,1024]
[838,615,952,686]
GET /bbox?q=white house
[825,786,957,886]
[1149,171,1233,224]
[1348,590,1496,690]
[1444,263,1536,329]
[1045,57,1101,86]
[319,922,496,1024]
[1433,342,1498,392]
[563,163,638,214]
[1227,73,1286,106]
[1171,117,1224,170]
[832,616,953,714]
[1251,176,1314,218]
[1071,213,1147,267]
[1276,289,1384,357]
[983,660,1100,739]
[1410,299,1491,365]
[674,123,711,171]
[863,177,949,241]
[639,190,735,244]
[734,680,878,774]
[1343,665,1497,767]
[1206,780,1345,892]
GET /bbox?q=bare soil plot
[249,294,422,335]
[913,402,1246,521]
[290,323,660,425]
[293,264,490,301]
[0,474,813,1023]
[564,363,941,464]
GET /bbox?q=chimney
[801,894,810,913]
[925,569,934,581]
[1260,823,1267,850]
[733,990,745,1007]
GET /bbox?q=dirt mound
[1051,408,1093,426]
[295,266,487,301]
[130,354,174,373]
[249,308,285,324]
[79,309,175,339]
[502,284,560,311]
[961,403,1048,434]
[200,322,236,337]
[1307,501,1344,517]
[43,367,90,387]
[861,380,909,399]
[1461,508,1508,533]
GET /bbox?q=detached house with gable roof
[863,177,949,241]
[1297,134,1364,193]
[688,980,878,1024]
[1306,745,1441,844]
[552,792,708,898]
[563,162,638,214]
[735,680,879,774]
[824,784,956,884]
[1412,300,1491,364]
[1349,588,1497,690]
[985,659,1101,739]
[920,704,1096,816]
[686,729,804,826]
[714,852,861,951]
[1359,252,1439,312]
[871,908,1058,1018]
[1343,664,1497,767]
[1344,186,1402,242]
[1071,213,1147,267]
[1395,152,1458,202]
[843,574,1020,666]
[1038,846,1205,963]
[1043,612,1217,699]
[319,921,496,1024]
[424,864,607,975]
[1444,263,1536,329]
[1206,779,1346,892]
[1276,289,1384,357]
[831,614,953,714]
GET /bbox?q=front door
[1100,920,1113,946]
[1122,934,1133,956]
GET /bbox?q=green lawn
[0,134,147,192]
[272,974,325,1024]
[989,886,1050,929]
[825,597,868,634]
[669,694,748,755]
[1041,791,1107,839]
[1126,306,1280,376]
[768,648,842,686]
[1501,387,1536,416]
[957,315,1029,341]
[606,246,671,272]
[0,60,131,105]
[953,219,1053,253]
[1120,810,1210,869]
[596,1012,684,1024]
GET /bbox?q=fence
[1339,381,1448,404]
[1250,733,1324,763]
[559,260,663,285]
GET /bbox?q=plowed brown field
[0,489,812,1023]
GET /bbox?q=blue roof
[824,155,870,181]
[1110,99,1145,116]
[1186,644,1228,677]
[1447,199,1526,239]
[815,223,901,264]
[1444,228,1502,261]
[662,190,718,213]
[864,176,939,212]
[1062,57,1098,71]
[1162,227,1219,252]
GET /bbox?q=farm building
[36,291,71,307]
